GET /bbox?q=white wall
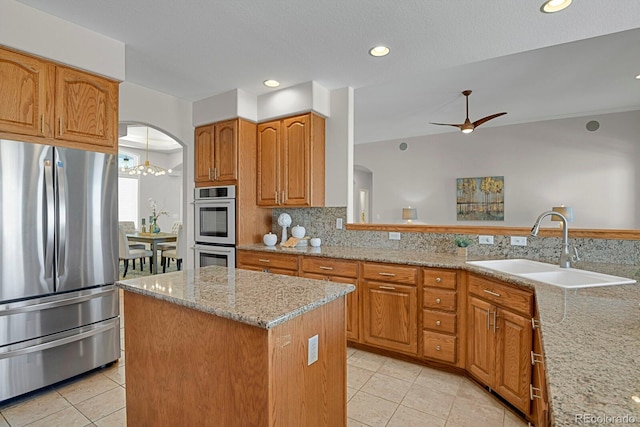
[355,110,640,229]
[326,87,354,208]
[0,0,125,80]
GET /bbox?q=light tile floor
[0,294,527,427]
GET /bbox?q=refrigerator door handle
[44,159,55,281]
[56,159,67,278]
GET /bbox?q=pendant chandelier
[120,127,172,177]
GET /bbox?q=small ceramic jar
[291,225,306,239]
[309,237,321,247]
[263,232,277,246]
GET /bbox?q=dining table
[126,232,177,275]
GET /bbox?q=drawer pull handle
[530,384,543,400]
[378,272,396,277]
[435,345,441,351]
[436,320,441,326]
[531,351,544,366]
[435,277,442,283]
[435,298,441,304]
[379,285,396,290]
[483,289,501,297]
[258,259,271,263]
[319,266,334,270]
[531,318,540,330]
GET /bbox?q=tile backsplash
[273,207,640,266]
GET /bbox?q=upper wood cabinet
[55,66,118,150]
[0,46,119,153]
[0,47,54,138]
[256,112,325,207]
[195,119,238,186]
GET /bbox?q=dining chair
[161,224,185,273]
[118,225,153,277]
[157,221,182,252]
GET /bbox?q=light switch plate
[308,335,318,366]
[389,232,401,240]
[479,235,494,245]
[336,218,343,229]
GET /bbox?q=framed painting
[456,176,504,221]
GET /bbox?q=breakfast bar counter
[116,266,354,427]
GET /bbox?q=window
[118,151,139,228]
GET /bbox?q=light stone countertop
[115,265,354,329]
[239,244,640,426]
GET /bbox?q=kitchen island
[116,265,355,427]
[238,244,640,426]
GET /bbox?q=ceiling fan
[430,90,507,134]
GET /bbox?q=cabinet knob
[436,320,441,326]
[435,298,441,304]
[435,345,441,351]
[435,277,442,283]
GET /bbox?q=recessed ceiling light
[263,79,280,88]
[369,46,390,57]
[540,0,572,13]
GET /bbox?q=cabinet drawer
[468,275,533,316]
[237,251,298,271]
[423,331,456,364]
[363,262,417,285]
[423,289,456,311]
[423,309,456,334]
[301,257,357,278]
[422,269,457,289]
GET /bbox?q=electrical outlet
[389,232,401,240]
[308,335,318,366]
[336,218,343,229]
[511,236,527,246]
[479,235,494,245]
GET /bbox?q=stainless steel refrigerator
[0,138,120,402]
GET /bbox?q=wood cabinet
[466,274,534,414]
[362,262,418,355]
[236,250,299,276]
[301,257,359,341]
[0,46,119,153]
[421,268,459,365]
[256,113,325,207]
[195,119,238,186]
[531,309,549,427]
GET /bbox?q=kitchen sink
[466,259,636,289]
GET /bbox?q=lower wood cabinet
[236,250,298,276]
[466,275,534,415]
[361,262,418,355]
[300,257,359,341]
[531,309,550,427]
[421,268,459,365]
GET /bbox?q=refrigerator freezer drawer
[0,317,120,402]
[0,286,119,346]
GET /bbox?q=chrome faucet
[530,211,580,268]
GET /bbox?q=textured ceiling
[15,0,640,143]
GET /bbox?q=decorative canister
[263,232,278,246]
[309,238,321,247]
[291,225,306,239]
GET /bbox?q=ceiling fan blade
[472,112,507,128]
[429,122,463,129]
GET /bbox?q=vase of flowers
[148,198,168,233]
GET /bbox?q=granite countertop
[116,265,354,329]
[239,244,640,426]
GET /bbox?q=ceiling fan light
[461,127,474,134]
[541,0,572,13]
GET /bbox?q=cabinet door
[281,114,310,206]
[195,124,214,183]
[257,121,280,206]
[214,119,238,183]
[0,47,54,138]
[495,308,532,414]
[531,316,549,427]
[304,273,359,341]
[362,280,417,354]
[55,66,118,150]
[466,295,494,386]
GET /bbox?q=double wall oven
[194,185,236,267]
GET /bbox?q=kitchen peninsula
[116,266,355,427]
